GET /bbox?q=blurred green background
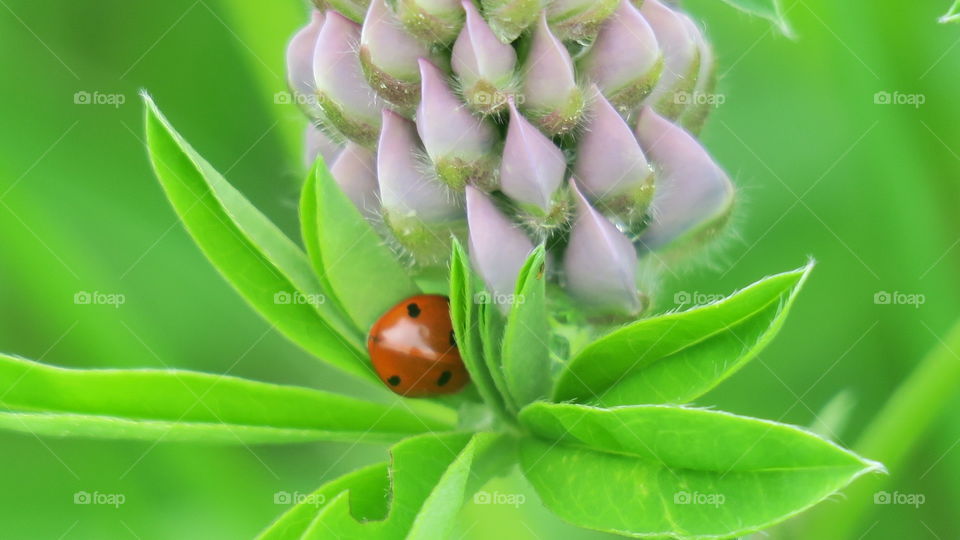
[0,0,957,538]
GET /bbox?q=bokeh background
[1,0,958,537]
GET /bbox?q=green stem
[799,320,960,539]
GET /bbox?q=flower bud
[304,124,343,169]
[635,107,734,250]
[573,88,654,230]
[416,59,499,190]
[326,0,371,22]
[564,181,645,316]
[452,0,519,115]
[360,0,442,113]
[379,109,465,265]
[677,16,717,134]
[547,0,619,42]
[466,186,535,304]
[520,13,586,136]
[313,11,383,147]
[578,0,662,113]
[480,0,541,43]
[287,11,325,120]
[640,0,701,120]
[390,0,465,45]
[331,142,380,218]
[500,100,568,223]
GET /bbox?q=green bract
[0,96,883,539]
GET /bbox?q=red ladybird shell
[367,294,470,397]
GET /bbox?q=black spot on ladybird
[437,371,452,387]
[387,375,401,387]
[407,303,421,318]
[449,330,456,347]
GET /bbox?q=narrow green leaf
[478,299,514,413]
[500,246,550,407]
[449,240,512,418]
[519,402,884,539]
[312,160,421,331]
[942,1,960,23]
[0,354,455,444]
[142,95,372,383]
[720,0,794,36]
[260,432,509,538]
[257,463,390,540]
[553,263,813,406]
[299,164,350,320]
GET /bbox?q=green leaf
[449,240,512,418]
[0,353,455,444]
[309,159,421,331]
[260,432,511,539]
[500,246,551,408]
[553,263,813,406]
[719,0,794,37]
[142,95,372,383]
[942,1,960,23]
[519,402,884,539]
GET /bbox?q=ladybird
[367,294,470,397]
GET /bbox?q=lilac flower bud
[500,101,568,219]
[520,13,586,136]
[416,58,498,190]
[303,124,343,169]
[677,16,717,134]
[466,186,535,304]
[326,0,371,23]
[573,88,654,229]
[313,11,383,147]
[287,10,325,116]
[360,0,442,113]
[379,109,465,264]
[578,0,662,113]
[331,142,381,218]
[547,0,619,42]
[452,0,519,115]
[390,0,465,45]
[480,0,541,43]
[635,107,734,250]
[640,0,701,120]
[564,181,645,316]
